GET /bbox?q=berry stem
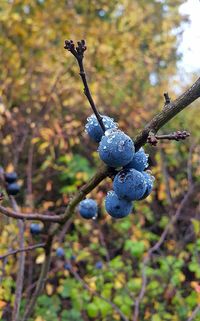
[64,40,106,132]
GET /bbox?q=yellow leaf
[46,283,53,295]
[36,253,45,264]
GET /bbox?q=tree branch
[147,130,190,146]
[134,77,200,148]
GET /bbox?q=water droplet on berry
[118,140,125,152]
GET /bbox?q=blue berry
[124,148,148,172]
[105,190,132,218]
[95,261,103,269]
[64,262,72,271]
[5,172,18,183]
[98,129,135,167]
[79,199,98,219]
[7,183,20,195]
[56,247,65,257]
[139,171,154,199]
[30,223,42,235]
[85,114,118,143]
[71,254,76,261]
[113,169,147,201]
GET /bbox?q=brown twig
[0,243,45,260]
[64,40,106,132]
[0,204,62,223]
[147,131,190,146]
[133,183,198,321]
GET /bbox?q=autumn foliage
[0,1,200,321]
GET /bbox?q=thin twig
[133,183,198,321]
[64,40,106,132]
[147,131,190,146]
[0,204,62,222]
[0,243,45,260]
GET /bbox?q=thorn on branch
[164,92,171,105]
[147,130,190,146]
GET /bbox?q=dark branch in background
[22,236,53,321]
[11,197,25,321]
[0,243,45,260]
[64,40,106,132]
[147,130,190,146]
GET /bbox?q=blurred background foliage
[0,0,200,320]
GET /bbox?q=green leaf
[87,302,99,317]
[124,240,145,257]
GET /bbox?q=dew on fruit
[118,140,125,152]
[107,190,115,196]
[107,137,113,143]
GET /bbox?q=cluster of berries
[4,172,20,196]
[79,114,154,219]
